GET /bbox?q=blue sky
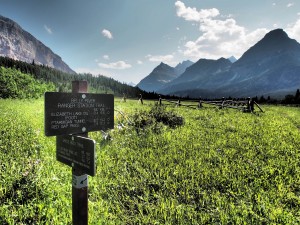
[0,0,300,84]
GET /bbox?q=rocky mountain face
[137,61,193,92]
[0,15,75,74]
[216,29,300,98]
[159,57,232,95]
[142,29,300,99]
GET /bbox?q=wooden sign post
[72,81,88,225]
[44,81,114,225]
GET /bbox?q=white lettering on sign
[45,92,114,136]
[58,103,76,108]
[50,97,107,130]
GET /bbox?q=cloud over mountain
[146,54,175,64]
[152,29,300,99]
[287,16,300,41]
[175,1,268,60]
[98,61,131,69]
[44,25,52,34]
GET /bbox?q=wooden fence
[149,96,263,112]
[122,94,264,112]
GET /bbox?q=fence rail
[154,96,263,112]
[122,95,264,112]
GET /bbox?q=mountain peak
[137,62,179,92]
[258,28,296,47]
[157,62,173,70]
[264,28,288,40]
[0,15,18,27]
[0,15,75,74]
[217,57,230,62]
[228,56,237,63]
[235,28,300,67]
[175,60,194,75]
[156,62,172,70]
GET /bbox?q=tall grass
[1,98,300,224]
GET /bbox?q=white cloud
[272,3,276,6]
[175,1,219,22]
[98,61,132,69]
[137,60,143,64]
[286,17,300,41]
[146,54,174,62]
[175,1,268,60]
[75,67,110,76]
[44,25,52,34]
[146,54,177,66]
[103,55,110,60]
[176,27,180,31]
[287,3,294,8]
[102,29,113,39]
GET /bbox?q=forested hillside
[0,66,55,98]
[0,56,155,98]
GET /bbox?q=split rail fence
[133,95,263,112]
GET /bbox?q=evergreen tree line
[0,56,159,99]
[281,89,300,104]
[248,90,300,105]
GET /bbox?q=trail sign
[56,135,96,176]
[45,92,114,136]
[44,81,114,225]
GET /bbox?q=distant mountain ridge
[138,29,300,99]
[169,58,232,86]
[0,15,75,74]
[174,60,194,75]
[137,62,178,92]
[137,60,193,92]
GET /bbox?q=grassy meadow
[1,98,300,224]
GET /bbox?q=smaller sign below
[56,135,96,176]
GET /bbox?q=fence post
[122,93,126,102]
[198,97,202,108]
[176,99,181,107]
[71,80,88,225]
[221,97,225,109]
[247,97,251,112]
[158,95,162,106]
[139,94,143,105]
[250,99,254,112]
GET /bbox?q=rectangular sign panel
[56,135,96,176]
[45,92,114,136]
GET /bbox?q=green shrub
[149,105,184,128]
[0,66,55,99]
[129,105,184,132]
